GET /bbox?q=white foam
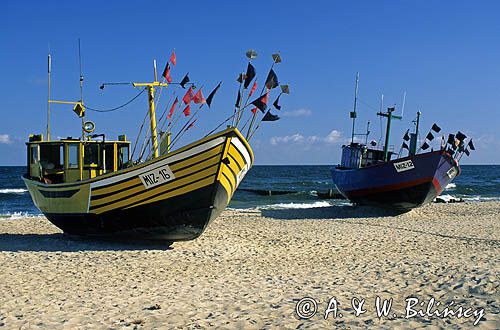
[0,212,42,220]
[260,201,332,210]
[0,188,28,194]
[445,183,456,190]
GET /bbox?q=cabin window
[68,144,79,168]
[104,144,115,171]
[84,144,99,165]
[39,144,63,169]
[118,145,129,169]
[30,145,39,164]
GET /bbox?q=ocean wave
[260,201,333,210]
[0,212,42,220]
[0,188,28,194]
[462,196,500,202]
[445,183,456,190]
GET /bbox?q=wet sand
[0,202,498,329]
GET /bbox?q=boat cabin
[26,134,130,184]
[340,143,395,169]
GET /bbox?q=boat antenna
[401,91,406,117]
[47,49,51,141]
[365,121,371,145]
[350,72,359,144]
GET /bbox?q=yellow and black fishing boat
[23,48,287,242]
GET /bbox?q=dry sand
[0,202,498,329]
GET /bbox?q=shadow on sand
[0,233,173,252]
[260,205,406,220]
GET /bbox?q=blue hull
[331,151,460,210]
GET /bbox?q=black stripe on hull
[345,181,438,211]
[44,182,229,242]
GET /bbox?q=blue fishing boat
[331,74,473,211]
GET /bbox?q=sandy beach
[0,201,498,329]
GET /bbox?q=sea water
[0,165,499,217]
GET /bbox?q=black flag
[244,63,256,89]
[251,93,268,113]
[447,134,455,145]
[179,73,190,88]
[426,132,435,141]
[236,73,245,83]
[402,142,409,150]
[421,142,430,150]
[431,123,441,133]
[206,82,221,108]
[235,90,241,107]
[468,139,475,151]
[265,69,279,89]
[262,110,280,121]
[403,130,410,141]
[464,149,470,156]
[456,131,467,141]
[447,147,455,156]
[273,94,282,110]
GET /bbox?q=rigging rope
[85,88,146,112]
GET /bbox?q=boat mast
[47,53,51,141]
[409,111,421,156]
[377,106,402,162]
[350,72,359,144]
[132,63,168,158]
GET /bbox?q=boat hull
[23,128,253,241]
[331,151,460,210]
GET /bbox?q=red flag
[249,80,257,97]
[167,97,178,119]
[193,88,206,104]
[187,119,197,129]
[251,107,258,114]
[182,86,194,104]
[170,50,176,66]
[183,104,191,116]
[162,62,172,83]
[262,88,270,104]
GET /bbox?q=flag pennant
[265,69,279,89]
[249,80,257,97]
[273,93,282,110]
[237,73,245,83]
[206,82,221,108]
[187,119,197,130]
[447,147,455,156]
[402,141,409,150]
[431,123,441,133]
[447,134,455,145]
[183,104,191,116]
[456,131,467,141]
[170,50,177,66]
[167,97,178,119]
[182,86,194,104]
[193,88,206,104]
[421,142,430,150]
[426,132,435,141]
[250,91,269,113]
[180,73,190,88]
[464,148,470,156]
[235,90,241,107]
[162,62,172,83]
[403,129,410,141]
[468,139,475,151]
[262,110,280,122]
[244,63,256,89]
[250,107,258,114]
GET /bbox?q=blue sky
[1,0,499,165]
